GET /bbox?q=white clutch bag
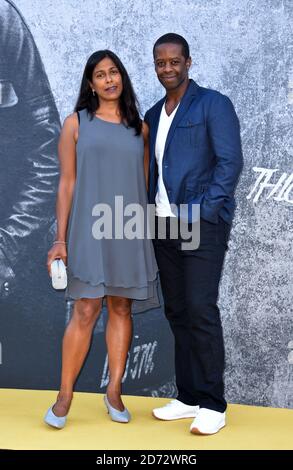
[51,259,67,290]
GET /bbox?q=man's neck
[166,77,190,104]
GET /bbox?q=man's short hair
[153,33,190,59]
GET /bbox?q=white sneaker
[152,400,199,421]
[190,408,226,435]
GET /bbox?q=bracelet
[53,240,67,245]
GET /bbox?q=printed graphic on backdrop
[0,0,62,389]
[0,0,174,396]
[1,0,292,407]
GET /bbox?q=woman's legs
[105,296,133,411]
[53,297,102,416]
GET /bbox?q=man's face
[154,43,191,91]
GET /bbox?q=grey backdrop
[0,0,292,408]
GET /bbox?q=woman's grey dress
[65,109,159,309]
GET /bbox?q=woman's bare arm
[55,113,78,242]
[47,113,78,273]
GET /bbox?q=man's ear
[186,57,192,70]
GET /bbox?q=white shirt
[155,102,180,217]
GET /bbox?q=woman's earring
[92,89,95,96]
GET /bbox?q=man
[144,33,243,434]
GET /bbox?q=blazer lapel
[164,79,200,153]
[149,98,164,167]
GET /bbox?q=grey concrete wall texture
[1,0,292,407]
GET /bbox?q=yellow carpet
[0,389,292,450]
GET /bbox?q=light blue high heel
[44,406,67,429]
[104,395,131,423]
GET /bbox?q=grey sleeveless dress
[65,109,159,310]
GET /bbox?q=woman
[44,50,158,428]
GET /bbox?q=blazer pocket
[184,183,208,203]
[185,182,209,193]
[176,118,206,147]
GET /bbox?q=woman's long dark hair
[74,50,142,135]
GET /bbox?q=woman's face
[90,57,123,102]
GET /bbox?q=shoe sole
[107,410,130,424]
[190,424,226,435]
[44,420,64,429]
[44,415,66,429]
[152,411,197,421]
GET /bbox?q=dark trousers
[154,216,231,412]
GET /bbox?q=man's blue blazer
[144,79,243,224]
